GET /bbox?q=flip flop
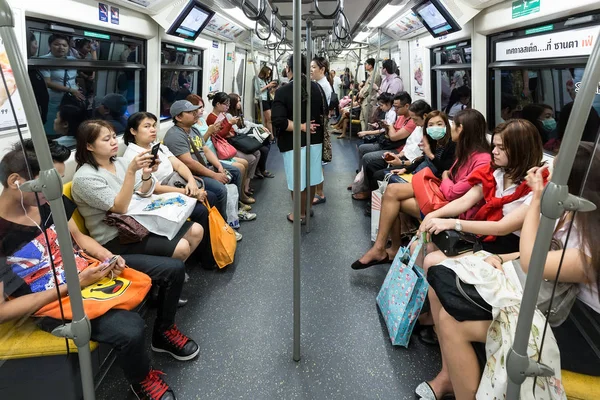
[415,382,455,400]
[313,194,326,205]
[262,171,275,178]
[286,213,306,225]
[352,192,370,201]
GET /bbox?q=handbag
[103,212,150,244]
[228,134,263,154]
[249,126,270,143]
[431,230,481,257]
[203,199,236,269]
[35,253,152,320]
[60,70,86,110]
[212,133,237,159]
[376,236,429,347]
[412,167,448,215]
[427,264,493,322]
[316,84,332,162]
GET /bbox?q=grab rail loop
[242,0,267,21]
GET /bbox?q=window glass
[160,45,203,120]
[496,68,600,154]
[26,20,145,147]
[431,42,471,115]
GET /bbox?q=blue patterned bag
[376,236,429,347]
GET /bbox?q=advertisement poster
[410,40,424,99]
[208,43,222,93]
[387,11,423,37]
[99,3,108,22]
[205,14,245,41]
[0,36,27,131]
[110,6,119,25]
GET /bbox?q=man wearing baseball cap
[163,100,242,239]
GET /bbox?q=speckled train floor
[97,137,442,399]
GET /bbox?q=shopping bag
[370,173,392,242]
[203,199,237,269]
[351,167,368,194]
[225,183,240,229]
[376,236,429,347]
[126,192,196,240]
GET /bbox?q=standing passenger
[255,66,277,141]
[272,55,325,224]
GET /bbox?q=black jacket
[271,77,325,153]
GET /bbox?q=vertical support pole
[0,2,95,399]
[250,32,265,124]
[292,0,302,363]
[305,18,312,232]
[505,31,600,398]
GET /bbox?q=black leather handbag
[228,134,263,154]
[431,230,481,256]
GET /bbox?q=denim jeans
[202,164,241,220]
[38,254,185,383]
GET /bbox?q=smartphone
[101,255,119,272]
[215,113,226,124]
[383,153,396,162]
[149,143,160,167]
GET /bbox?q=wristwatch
[455,219,463,232]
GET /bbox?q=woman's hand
[207,121,222,136]
[484,255,503,271]
[301,121,318,134]
[420,217,454,235]
[442,170,450,180]
[185,180,200,197]
[525,165,549,201]
[71,88,86,101]
[390,168,406,175]
[228,116,240,125]
[128,150,154,174]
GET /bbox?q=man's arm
[0,281,69,323]
[202,146,223,172]
[177,152,214,176]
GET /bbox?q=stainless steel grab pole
[0,1,95,399]
[305,18,312,232]
[292,0,302,362]
[250,32,265,124]
[505,27,600,399]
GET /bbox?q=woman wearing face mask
[352,110,489,270]
[521,103,555,144]
[40,34,85,137]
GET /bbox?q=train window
[160,44,203,121]
[430,42,471,115]
[25,19,146,147]
[489,16,600,154]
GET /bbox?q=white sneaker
[238,209,257,221]
[234,231,243,241]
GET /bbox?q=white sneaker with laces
[238,209,257,221]
[234,231,243,241]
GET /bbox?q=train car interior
[0,0,599,399]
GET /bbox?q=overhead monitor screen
[412,0,461,38]
[167,1,215,41]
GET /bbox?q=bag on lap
[103,213,150,244]
[228,134,263,154]
[377,236,429,347]
[203,199,236,269]
[212,134,238,159]
[412,167,448,215]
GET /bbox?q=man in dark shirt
[0,139,198,400]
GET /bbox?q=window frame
[430,40,472,112]
[160,42,203,122]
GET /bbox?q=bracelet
[141,174,152,181]
[494,254,504,264]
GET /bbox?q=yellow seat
[562,370,600,400]
[63,181,88,235]
[0,318,98,360]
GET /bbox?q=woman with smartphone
[71,120,204,262]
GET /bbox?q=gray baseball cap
[170,100,200,117]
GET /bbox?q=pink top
[440,151,491,218]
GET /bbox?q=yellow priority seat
[562,370,600,400]
[0,318,98,360]
[63,181,88,235]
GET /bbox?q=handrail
[505,23,600,398]
[314,0,341,19]
[333,1,350,41]
[0,0,95,399]
[254,13,272,41]
[242,0,267,21]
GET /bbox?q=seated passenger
[546,101,600,152]
[352,99,428,201]
[97,93,128,134]
[163,100,238,219]
[500,93,518,122]
[418,119,545,266]
[521,103,555,144]
[353,109,490,269]
[355,93,396,143]
[444,86,471,118]
[122,112,219,268]
[419,143,600,399]
[71,120,204,259]
[227,93,274,179]
[0,139,198,400]
[205,92,257,204]
[52,103,87,147]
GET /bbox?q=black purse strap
[186,131,208,167]
[455,275,491,313]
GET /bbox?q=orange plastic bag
[34,254,152,320]
[203,199,236,268]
